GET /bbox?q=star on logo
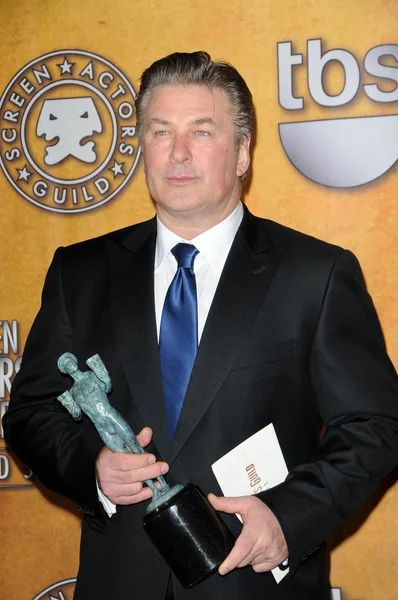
[16,165,32,182]
[57,57,75,75]
[109,160,124,177]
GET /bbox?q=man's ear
[236,136,251,177]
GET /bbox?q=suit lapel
[107,219,171,460]
[169,211,286,464]
[106,210,285,465]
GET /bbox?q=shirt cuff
[96,478,117,517]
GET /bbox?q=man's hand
[96,427,169,505]
[208,493,288,575]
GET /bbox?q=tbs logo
[277,39,398,188]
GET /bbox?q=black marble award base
[143,483,235,588]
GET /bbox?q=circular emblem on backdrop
[32,578,76,600]
[0,50,140,213]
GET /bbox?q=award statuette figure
[57,352,235,588]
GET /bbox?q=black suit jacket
[4,208,398,600]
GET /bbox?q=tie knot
[172,243,199,270]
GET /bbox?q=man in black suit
[4,51,398,600]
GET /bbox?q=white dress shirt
[98,202,244,516]
[155,201,244,341]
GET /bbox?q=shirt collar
[155,202,244,272]
[155,219,182,270]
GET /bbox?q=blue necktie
[159,243,199,439]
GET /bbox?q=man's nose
[169,134,192,163]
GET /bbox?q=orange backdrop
[1,1,397,599]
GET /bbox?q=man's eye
[155,130,168,136]
[196,130,209,136]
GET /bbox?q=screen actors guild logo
[277,39,398,188]
[0,50,140,213]
[32,578,76,600]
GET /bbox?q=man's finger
[208,493,246,516]
[102,457,168,483]
[252,561,275,573]
[114,484,154,505]
[136,426,153,448]
[104,450,157,472]
[129,461,169,483]
[218,529,254,575]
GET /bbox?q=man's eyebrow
[147,117,217,127]
[147,118,169,127]
[188,117,217,127]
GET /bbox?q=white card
[211,423,289,583]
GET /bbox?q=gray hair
[135,51,254,180]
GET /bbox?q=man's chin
[155,193,204,214]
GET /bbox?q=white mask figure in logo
[36,97,103,165]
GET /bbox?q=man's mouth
[166,175,199,185]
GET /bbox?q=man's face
[142,85,250,229]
